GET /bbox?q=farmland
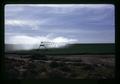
[5,43,115,55]
[4,43,115,79]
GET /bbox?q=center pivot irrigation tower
[39,42,46,49]
[38,41,54,49]
[38,41,51,55]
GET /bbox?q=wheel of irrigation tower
[30,42,48,60]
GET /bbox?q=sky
[5,4,115,46]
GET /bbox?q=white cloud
[52,37,77,43]
[7,35,38,44]
[6,35,77,44]
[5,19,38,25]
[5,19,48,30]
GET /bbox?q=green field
[6,43,115,55]
[39,43,115,55]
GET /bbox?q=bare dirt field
[4,54,115,79]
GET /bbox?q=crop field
[5,43,115,55]
[4,43,115,79]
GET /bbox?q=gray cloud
[5,4,115,44]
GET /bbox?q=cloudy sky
[5,4,115,45]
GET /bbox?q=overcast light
[5,4,115,49]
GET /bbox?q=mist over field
[5,42,70,51]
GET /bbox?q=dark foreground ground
[4,54,115,79]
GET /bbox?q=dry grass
[4,54,115,79]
